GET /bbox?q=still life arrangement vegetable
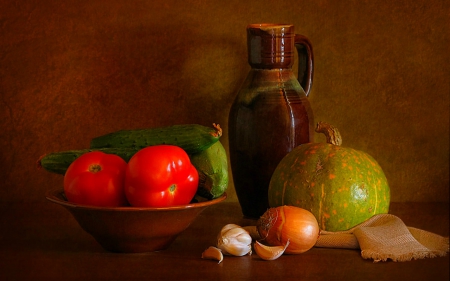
[124,145,199,207]
[202,121,392,262]
[269,122,390,231]
[63,151,128,207]
[202,206,320,262]
[38,123,228,207]
[41,121,446,263]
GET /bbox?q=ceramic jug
[228,23,314,219]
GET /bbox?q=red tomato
[63,151,128,207]
[124,145,198,207]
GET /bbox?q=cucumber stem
[212,123,223,138]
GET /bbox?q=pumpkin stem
[315,122,342,146]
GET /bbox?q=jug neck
[247,24,295,69]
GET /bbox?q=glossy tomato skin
[64,151,128,207]
[125,145,198,207]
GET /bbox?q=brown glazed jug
[228,23,314,219]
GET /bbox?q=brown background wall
[1,0,448,203]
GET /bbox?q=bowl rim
[46,188,227,211]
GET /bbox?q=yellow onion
[257,206,320,254]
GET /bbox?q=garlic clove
[234,232,253,245]
[222,226,249,238]
[254,240,290,261]
[201,246,224,264]
[218,237,252,256]
[218,224,242,238]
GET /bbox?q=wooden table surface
[0,200,448,281]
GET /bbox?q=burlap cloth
[314,214,449,262]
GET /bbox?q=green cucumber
[38,148,139,175]
[190,141,228,199]
[90,123,222,155]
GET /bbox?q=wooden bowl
[46,189,226,253]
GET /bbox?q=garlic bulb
[217,224,252,256]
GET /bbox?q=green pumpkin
[268,122,390,231]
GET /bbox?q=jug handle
[294,34,314,97]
